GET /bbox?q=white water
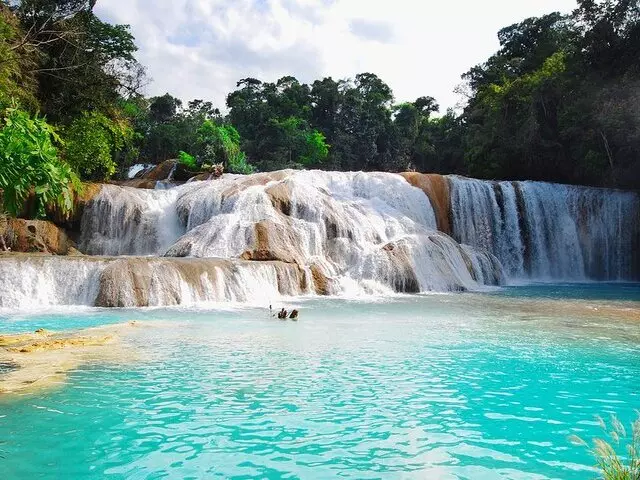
[78,171,501,298]
[0,257,107,309]
[0,257,307,309]
[2,171,636,309]
[449,177,639,281]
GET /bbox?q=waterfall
[0,256,107,308]
[76,171,500,297]
[79,185,183,256]
[3,170,635,309]
[0,256,308,309]
[449,177,640,281]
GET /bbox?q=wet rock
[46,182,103,230]
[94,257,309,307]
[400,172,452,234]
[266,182,293,216]
[141,160,177,181]
[0,216,73,255]
[241,220,304,265]
[95,259,154,307]
[310,264,333,296]
[381,241,421,293]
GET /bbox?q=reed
[569,412,640,480]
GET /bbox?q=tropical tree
[63,111,134,180]
[0,105,80,218]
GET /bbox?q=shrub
[0,106,80,218]
[63,111,134,181]
[178,151,198,171]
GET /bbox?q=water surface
[1,286,639,479]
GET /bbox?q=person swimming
[289,309,299,320]
[277,308,288,319]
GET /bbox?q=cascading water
[0,256,308,309]
[449,176,640,281]
[1,170,636,309]
[77,171,501,297]
[79,185,183,256]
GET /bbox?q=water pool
[1,286,639,479]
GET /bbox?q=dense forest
[0,0,639,218]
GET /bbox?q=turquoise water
[1,288,639,479]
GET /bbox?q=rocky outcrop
[95,258,154,307]
[94,257,309,307]
[265,181,293,216]
[0,216,74,255]
[310,264,334,296]
[140,159,177,181]
[114,178,159,189]
[130,159,200,183]
[400,173,451,234]
[222,170,292,203]
[240,220,305,265]
[46,182,103,230]
[382,241,421,293]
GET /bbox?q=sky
[95,0,578,112]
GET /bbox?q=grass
[569,412,640,480]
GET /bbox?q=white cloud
[95,0,577,111]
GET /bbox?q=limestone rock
[241,220,305,265]
[141,160,177,181]
[381,241,421,293]
[0,216,72,255]
[46,182,103,230]
[400,172,452,234]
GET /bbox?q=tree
[196,119,254,174]
[0,5,37,107]
[0,104,80,218]
[149,93,181,124]
[63,111,134,180]
[7,0,143,122]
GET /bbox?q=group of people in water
[270,305,299,320]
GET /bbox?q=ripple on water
[1,293,639,479]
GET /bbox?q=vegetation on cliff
[0,0,639,219]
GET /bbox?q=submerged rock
[0,322,139,395]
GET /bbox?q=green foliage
[569,413,640,479]
[0,105,80,218]
[300,130,329,166]
[10,0,143,123]
[0,6,37,108]
[196,120,254,174]
[177,151,197,171]
[63,111,133,180]
[2,0,639,198]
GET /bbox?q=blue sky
[96,0,577,112]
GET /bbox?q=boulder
[265,181,293,216]
[381,241,421,293]
[0,216,72,255]
[310,264,334,296]
[141,160,178,181]
[240,220,304,265]
[46,182,103,230]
